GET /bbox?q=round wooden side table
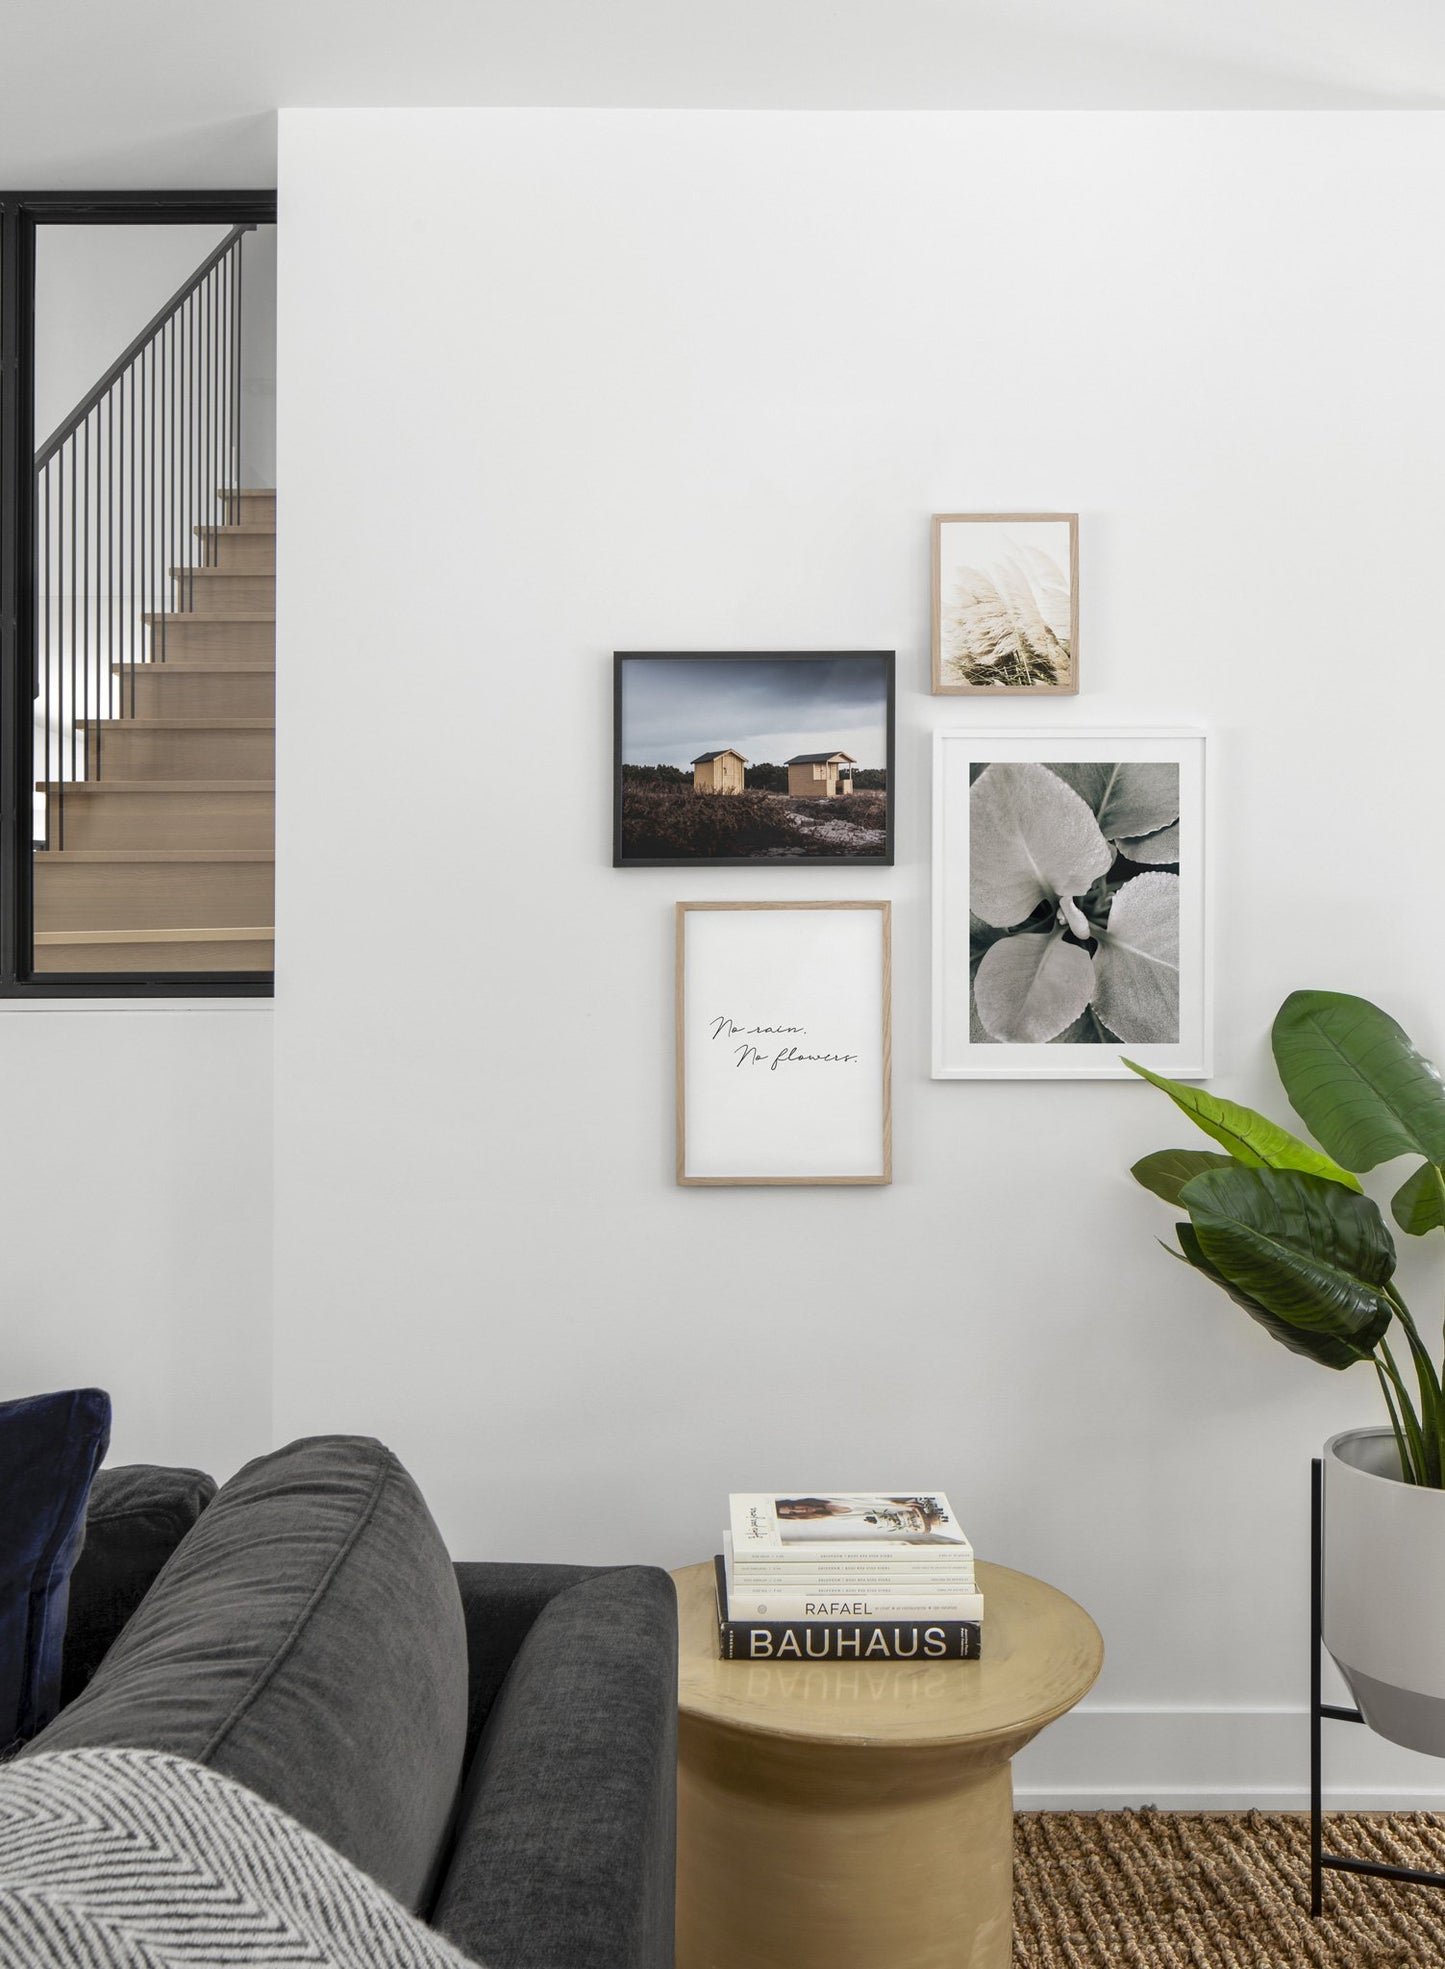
[671,1558,1102,1969]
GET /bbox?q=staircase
[32,487,275,974]
[29,220,274,982]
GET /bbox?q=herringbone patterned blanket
[0,1747,478,1967]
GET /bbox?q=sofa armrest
[453,1561,602,1763]
[60,1464,215,1707]
[432,1565,678,1969]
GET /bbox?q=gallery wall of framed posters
[629,519,1212,1187]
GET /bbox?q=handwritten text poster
[678,904,890,1184]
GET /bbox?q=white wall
[274,108,1445,1806]
[1,1007,273,1479]
[238,226,278,489]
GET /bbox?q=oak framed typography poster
[676,902,892,1186]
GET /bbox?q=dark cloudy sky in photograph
[620,656,890,770]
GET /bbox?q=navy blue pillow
[0,1389,111,1750]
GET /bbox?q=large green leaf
[973,931,1094,1043]
[1272,991,1445,1172]
[1178,1165,1395,1356]
[1391,1162,1445,1237]
[1171,1224,1366,1370]
[1123,1058,1362,1190]
[968,912,1010,980]
[969,763,1112,929]
[1051,762,1179,842]
[1116,821,1180,865]
[1132,1149,1234,1207]
[1093,873,1179,1043]
[1055,1006,1119,1045]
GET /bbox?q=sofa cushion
[25,1435,469,1915]
[0,1387,111,1750]
[61,1462,217,1707]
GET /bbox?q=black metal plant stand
[1310,1456,1445,1913]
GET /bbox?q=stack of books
[716,1492,982,1660]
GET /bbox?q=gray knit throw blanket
[0,1747,478,1967]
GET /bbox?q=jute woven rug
[1013,1811,1445,1967]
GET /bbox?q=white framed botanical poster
[676,901,891,1185]
[932,513,1079,694]
[933,729,1209,1079]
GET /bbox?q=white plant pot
[1323,1426,1445,1756]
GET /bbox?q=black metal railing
[33,223,252,848]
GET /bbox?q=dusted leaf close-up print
[969,760,1181,1046]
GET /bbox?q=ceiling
[0,0,1440,187]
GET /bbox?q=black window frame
[0,188,277,998]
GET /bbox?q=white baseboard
[1015,1786,1445,1810]
[1011,1704,1445,1812]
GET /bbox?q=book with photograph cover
[729,1492,972,1558]
[712,1557,981,1661]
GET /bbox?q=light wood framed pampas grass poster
[932,513,1079,695]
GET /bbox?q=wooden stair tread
[113,661,274,674]
[144,612,275,624]
[78,718,274,730]
[35,926,273,945]
[35,849,274,863]
[38,780,274,794]
[193,523,275,535]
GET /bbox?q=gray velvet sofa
[25,1437,679,1969]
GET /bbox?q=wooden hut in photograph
[785,751,856,797]
[691,748,748,794]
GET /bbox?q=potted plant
[1128,990,1445,1755]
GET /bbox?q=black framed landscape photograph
[614,652,895,866]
